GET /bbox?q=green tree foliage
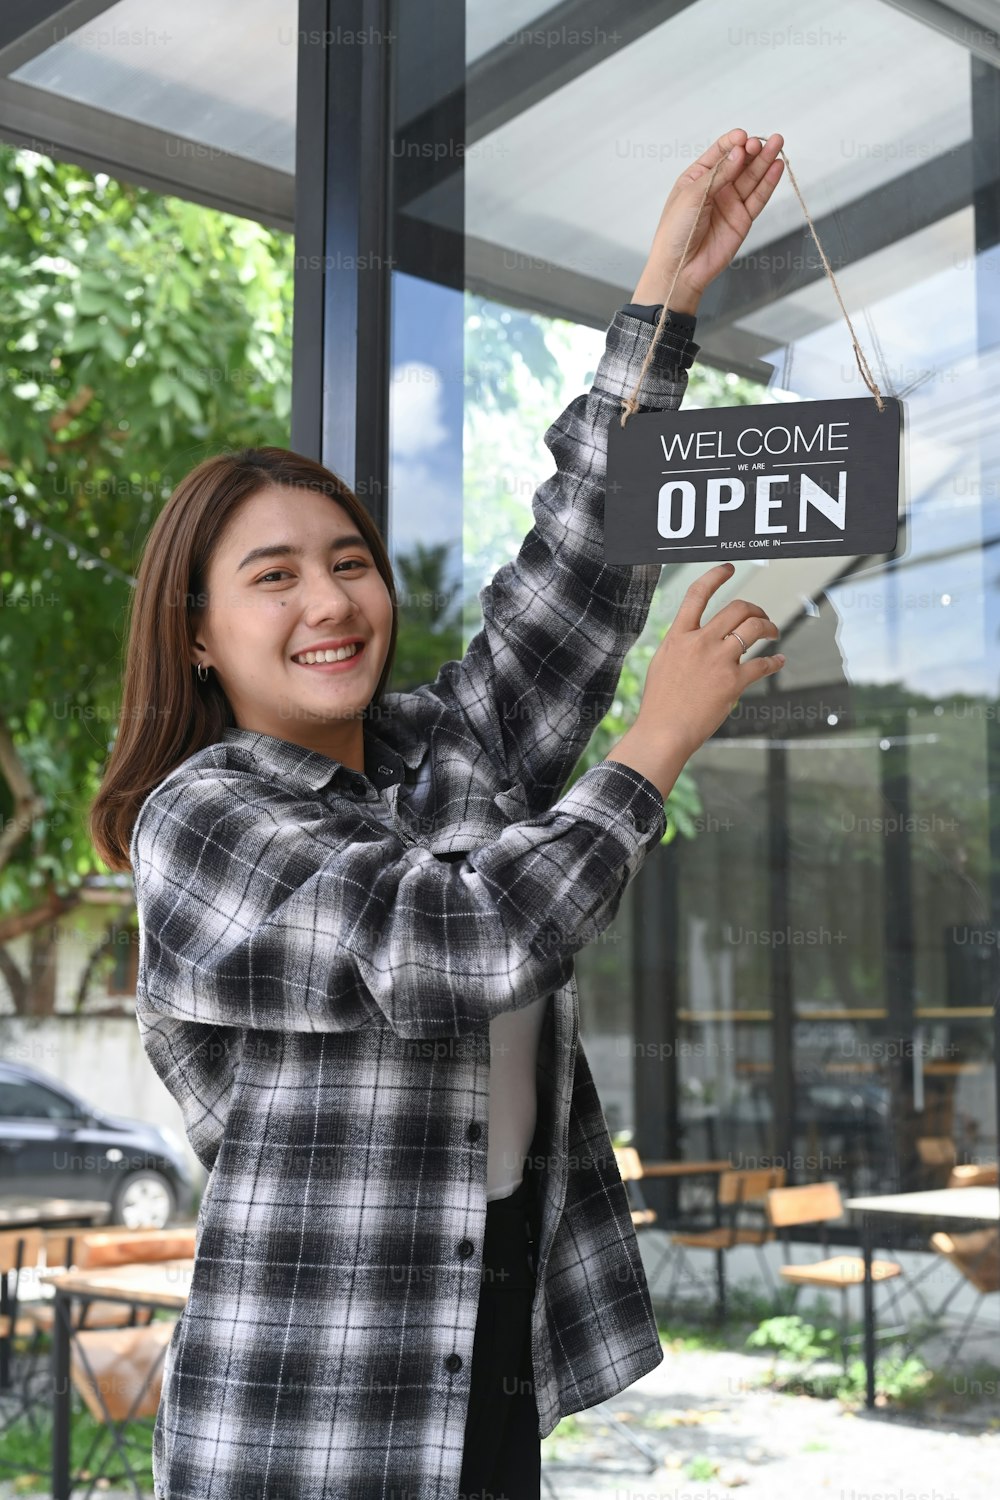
[0,146,293,918]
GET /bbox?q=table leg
[862,1218,876,1410]
[52,1290,71,1500]
[0,1264,10,1389]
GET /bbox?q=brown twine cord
[619,138,887,426]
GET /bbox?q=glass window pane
[389,0,999,1197]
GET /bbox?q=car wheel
[111,1169,176,1229]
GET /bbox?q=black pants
[458,1174,541,1500]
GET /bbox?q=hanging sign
[605,394,903,564]
[606,137,906,565]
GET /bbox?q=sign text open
[605,396,903,564]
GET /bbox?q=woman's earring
[196,662,209,682]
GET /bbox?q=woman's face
[190,484,394,764]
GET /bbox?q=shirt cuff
[595,306,700,408]
[554,760,666,857]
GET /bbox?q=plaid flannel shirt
[131,306,699,1500]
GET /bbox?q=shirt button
[466,1122,482,1142]
[444,1353,462,1373]
[457,1238,475,1258]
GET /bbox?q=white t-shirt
[485,993,550,1201]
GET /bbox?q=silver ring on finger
[724,629,748,654]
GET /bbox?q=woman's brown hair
[89,447,399,873]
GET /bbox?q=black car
[0,1060,197,1227]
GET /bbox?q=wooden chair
[916,1136,956,1167]
[765,1181,904,1369]
[0,1229,48,1452]
[668,1167,787,1320]
[928,1226,1000,1365]
[71,1320,178,1423]
[915,1136,957,1190]
[613,1148,658,1229]
[42,1228,194,1494]
[13,1227,194,1448]
[612,1147,677,1301]
[946,1163,998,1188]
[0,1228,45,1367]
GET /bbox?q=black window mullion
[291,0,393,542]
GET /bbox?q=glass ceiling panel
[10,0,297,171]
[466,0,571,64]
[419,0,974,351]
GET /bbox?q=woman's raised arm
[130,755,666,1041]
[415,309,695,817]
[417,129,784,815]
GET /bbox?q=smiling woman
[185,485,394,765]
[89,446,400,871]
[88,126,788,1500]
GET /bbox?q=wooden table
[844,1188,1000,1408]
[639,1159,730,1178]
[0,1199,111,1391]
[639,1159,731,1219]
[39,1259,194,1500]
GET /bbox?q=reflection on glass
[443,0,999,1196]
